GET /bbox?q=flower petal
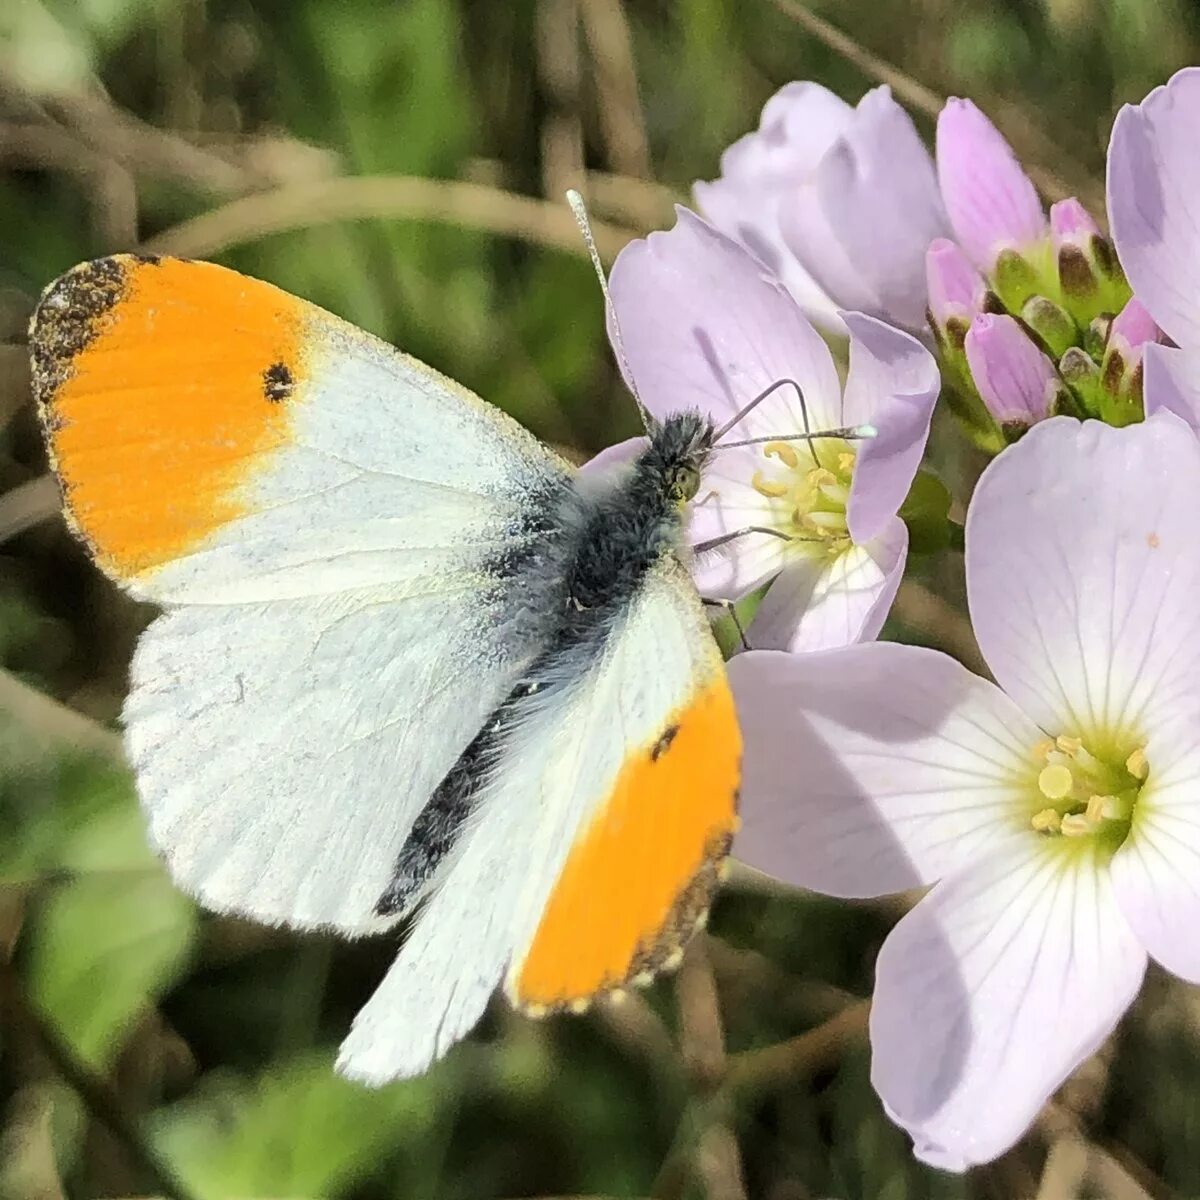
[607,207,843,437]
[729,642,1041,897]
[695,81,853,328]
[747,517,906,652]
[840,312,940,543]
[579,436,646,477]
[1110,706,1200,983]
[687,466,788,600]
[871,839,1147,1170]
[926,237,986,325]
[964,313,1058,425]
[1142,342,1200,428]
[780,86,948,332]
[966,414,1200,739]
[936,98,1046,270]
[1107,68,1200,348]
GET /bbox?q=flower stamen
[1126,746,1148,780]
[1027,733,1148,849]
[763,441,800,468]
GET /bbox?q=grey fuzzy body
[374,411,714,917]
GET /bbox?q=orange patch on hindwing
[510,673,741,1011]
[31,255,305,579]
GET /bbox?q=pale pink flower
[1108,67,1200,426]
[695,83,947,335]
[598,207,939,653]
[730,414,1200,1168]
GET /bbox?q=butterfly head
[647,411,714,507]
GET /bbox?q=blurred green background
[1,1,1198,1198]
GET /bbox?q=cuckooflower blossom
[600,206,939,653]
[729,414,1200,1168]
[1108,67,1200,426]
[695,83,947,335]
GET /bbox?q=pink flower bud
[925,238,985,327]
[964,314,1059,425]
[937,99,1047,272]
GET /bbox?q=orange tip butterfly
[29,241,741,1083]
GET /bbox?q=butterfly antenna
[566,189,657,434]
[713,378,875,463]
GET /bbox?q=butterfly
[28,243,748,1083]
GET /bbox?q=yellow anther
[1032,737,1056,761]
[1038,763,1074,801]
[751,470,790,498]
[838,452,855,473]
[1126,747,1149,780]
[763,440,800,468]
[1056,735,1082,756]
[806,466,835,487]
[818,479,851,505]
[1085,794,1121,823]
[1031,808,1062,833]
[804,510,849,533]
[1060,813,1092,837]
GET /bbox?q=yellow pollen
[751,470,790,498]
[1060,813,1092,837]
[837,452,855,473]
[1126,747,1149,780]
[1038,763,1074,801]
[1031,808,1062,833]
[1032,737,1055,761]
[1056,735,1082,756]
[763,441,800,468]
[806,466,835,487]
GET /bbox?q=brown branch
[0,475,60,545]
[0,668,124,763]
[579,0,653,180]
[723,998,869,1094]
[537,0,587,200]
[140,176,637,262]
[0,966,197,1200]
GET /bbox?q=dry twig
[140,175,636,261]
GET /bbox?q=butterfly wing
[32,255,572,933]
[337,558,741,1082]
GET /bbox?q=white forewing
[336,560,720,1082]
[140,322,568,606]
[124,320,572,933]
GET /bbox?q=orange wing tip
[509,671,740,1015]
[32,255,310,579]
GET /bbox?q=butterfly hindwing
[337,559,740,1082]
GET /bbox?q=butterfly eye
[673,465,701,504]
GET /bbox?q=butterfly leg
[701,596,751,652]
[691,525,808,556]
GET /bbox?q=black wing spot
[651,724,679,762]
[262,361,294,403]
